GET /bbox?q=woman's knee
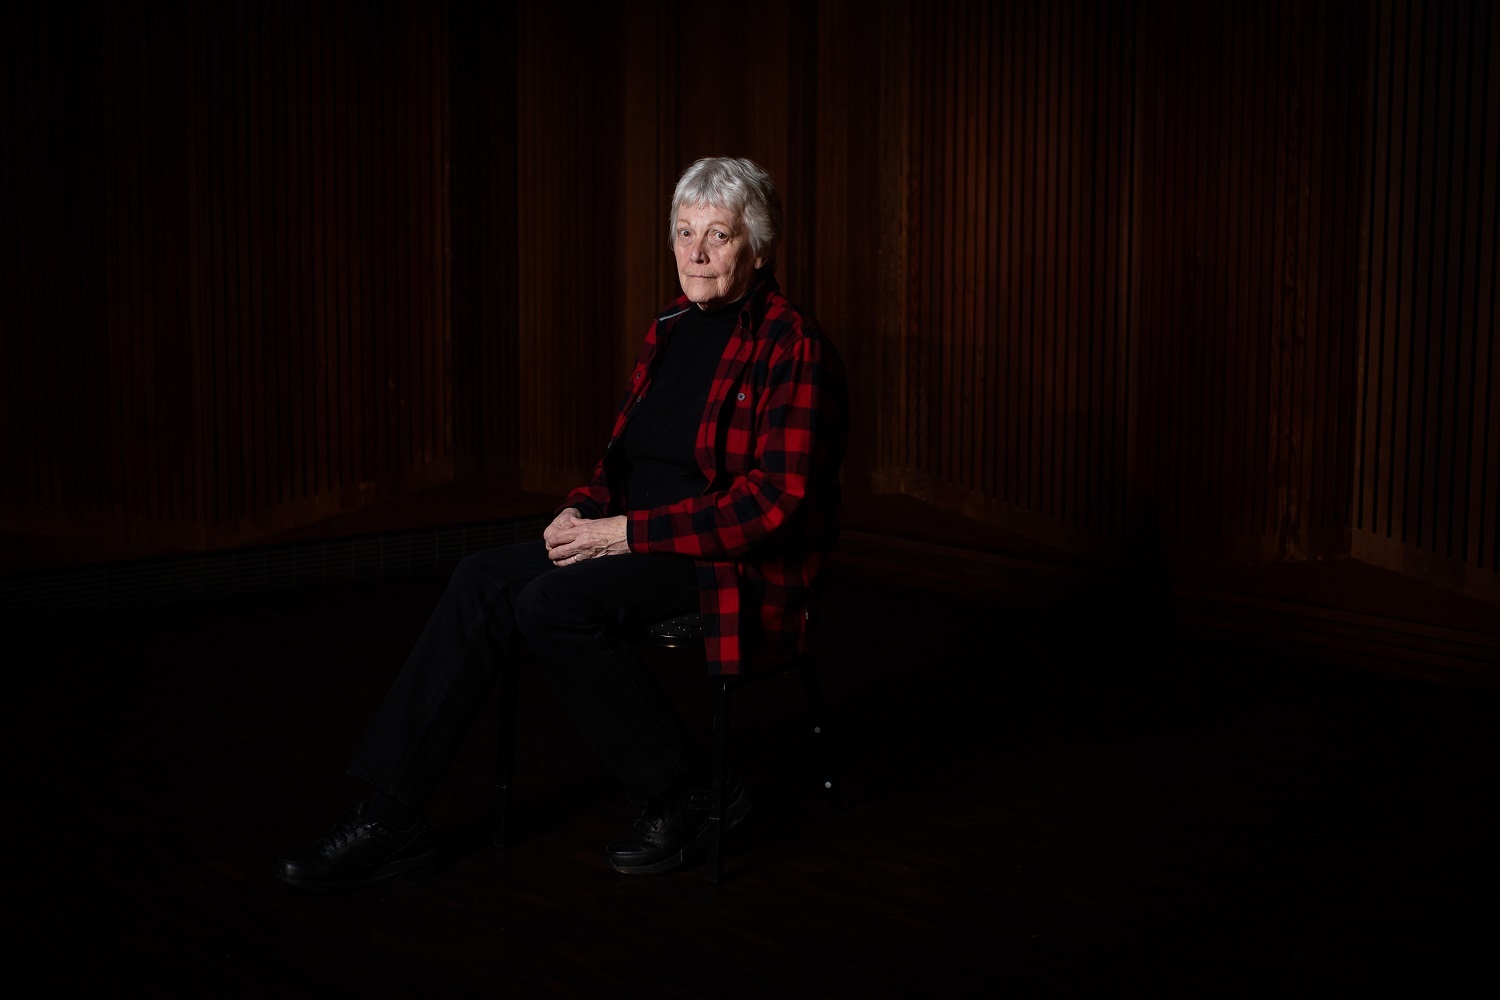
[513,574,579,637]
[444,551,500,603]
[442,544,547,617]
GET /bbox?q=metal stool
[492,611,841,883]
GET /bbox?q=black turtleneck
[622,297,744,511]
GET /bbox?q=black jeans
[347,539,702,808]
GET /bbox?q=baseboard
[831,529,1500,690]
[1,514,551,627]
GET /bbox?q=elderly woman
[276,157,848,892]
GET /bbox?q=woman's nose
[690,241,709,262]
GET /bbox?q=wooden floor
[16,562,1498,997]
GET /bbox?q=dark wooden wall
[3,0,454,549]
[1354,0,1499,598]
[1,0,1495,604]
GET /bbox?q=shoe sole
[606,789,752,876]
[275,847,441,894]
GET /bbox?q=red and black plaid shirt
[562,273,849,675]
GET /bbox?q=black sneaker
[604,778,752,875]
[275,799,440,893]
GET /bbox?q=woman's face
[673,202,764,310]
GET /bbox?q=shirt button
[736,392,745,401]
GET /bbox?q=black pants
[347,539,702,808]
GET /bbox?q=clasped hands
[544,508,630,566]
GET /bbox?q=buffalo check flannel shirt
[561,273,849,676]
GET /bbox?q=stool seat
[638,612,706,648]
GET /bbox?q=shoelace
[317,811,383,853]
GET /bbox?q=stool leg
[493,666,519,848]
[707,677,733,884]
[799,658,841,812]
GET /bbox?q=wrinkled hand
[544,508,630,565]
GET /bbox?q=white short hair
[669,157,782,271]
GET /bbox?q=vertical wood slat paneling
[1355,0,1499,594]
[104,1,198,538]
[814,0,911,498]
[1469,1,1499,577]
[514,8,615,495]
[1104,0,1134,543]
[901,0,1138,551]
[1,0,453,550]
[450,0,520,484]
[890,0,1374,572]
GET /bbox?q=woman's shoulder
[760,305,842,376]
[751,277,824,339]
